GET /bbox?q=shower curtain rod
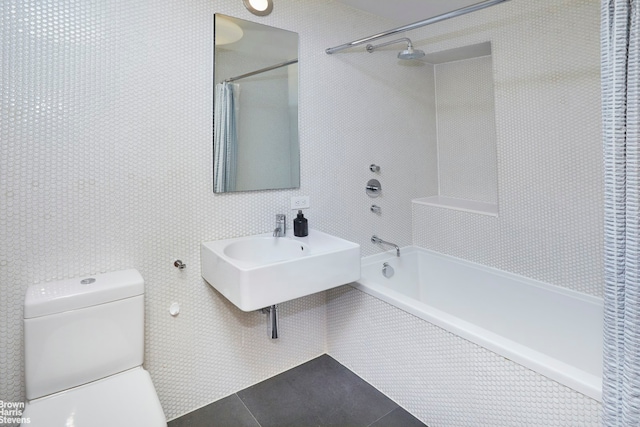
[224,59,298,83]
[325,0,510,55]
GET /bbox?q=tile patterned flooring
[168,355,426,427]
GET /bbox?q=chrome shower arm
[366,37,411,53]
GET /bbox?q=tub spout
[371,235,400,257]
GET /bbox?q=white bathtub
[351,246,603,401]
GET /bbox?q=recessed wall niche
[414,42,498,216]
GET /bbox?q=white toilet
[22,269,167,427]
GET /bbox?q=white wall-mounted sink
[223,237,308,264]
[201,229,360,311]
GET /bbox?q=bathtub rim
[351,246,603,402]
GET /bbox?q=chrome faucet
[273,214,286,237]
[371,235,400,257]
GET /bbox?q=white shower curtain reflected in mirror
[214,82,239,192]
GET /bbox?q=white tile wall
[411,0,603,296]
[435,55,499,204]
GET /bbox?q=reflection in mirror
[214,14,299,193]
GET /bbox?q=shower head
[398,44,425,60]
[366,37,425,60]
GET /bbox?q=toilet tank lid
[24,269,144,319]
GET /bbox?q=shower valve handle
[366,179,382,197]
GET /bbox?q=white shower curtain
[214,82,238,192]
[602,1,640,425]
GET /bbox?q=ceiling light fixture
[243,0,273,16]
[215,16,243,45]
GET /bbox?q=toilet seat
[22,367,166,427]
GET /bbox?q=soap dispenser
[293,210,308,237]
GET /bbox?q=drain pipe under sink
[261,305,279,339]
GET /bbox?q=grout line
[365,405,398,427]
[236,393,263,427]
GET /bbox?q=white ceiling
[333,0,483,25]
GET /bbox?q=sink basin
[223,237,308,264]
[201,229,360,311]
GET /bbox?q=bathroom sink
[201,229,360,311]
[223,237,308,264]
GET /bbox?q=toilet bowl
[22,269,166,427]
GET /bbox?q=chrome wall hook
[174,260,186,270]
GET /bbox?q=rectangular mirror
[213,14,299,193]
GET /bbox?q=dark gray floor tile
[168,394,260,427]
[369,407,427,427]
[237,355,398,427]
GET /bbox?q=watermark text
[0,401,30,424]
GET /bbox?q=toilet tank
[24,269,145,400]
